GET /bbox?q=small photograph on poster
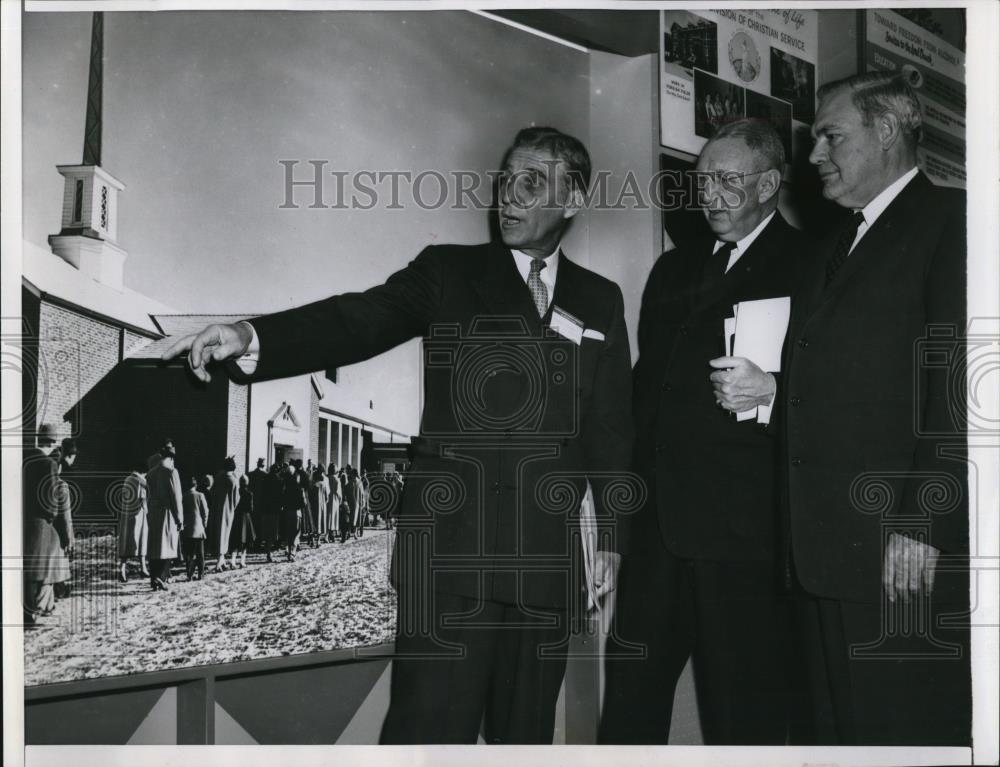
[694,69,745,140]
[746,89,793,158]
[770,47,816,123]
[728,31,762,84]
[663,12,718,74]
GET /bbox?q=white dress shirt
[712,210,776,272]
[850,166,919,253]
[712,211,778,423]
[238,246,562,373]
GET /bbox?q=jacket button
[662,381,672,392]
[791,457,803,467]
[797,338,809,349]
[790,396,801,406]
[492,481,503,494]
[679,325,689,335]
[655,444,667,454]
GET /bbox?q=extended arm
[164,248,443,382]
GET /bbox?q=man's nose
[808,139,825,165]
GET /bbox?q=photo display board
[863,9,966,188]
[660,9,818,158]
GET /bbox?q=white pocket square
[582,328,605,341]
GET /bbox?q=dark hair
[817,72,923,147]
[61,437,78,457]
[505,126,592,195]
[223,456,237,472]
[708,118,786,172]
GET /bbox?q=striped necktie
[527,258,548,317]
[825,211,865,288]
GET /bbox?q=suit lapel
[549,252,590,327]
[692,212,788,316]
[468,241,545,333]
[799,173,931,324]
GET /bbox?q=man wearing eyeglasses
[600,118,811,744]
[163,126,634,744]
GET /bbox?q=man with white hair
[601,118,812,745]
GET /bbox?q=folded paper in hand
[730,297,790,422]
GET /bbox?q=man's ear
[878,111,903,151]
[562,187,584,220]
[756,168,781,205]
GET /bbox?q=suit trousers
[792,591,971,746]
[379,590,571,744]
[599,546,797,744]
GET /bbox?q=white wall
[587,51,661,363]
[247,376,313,466]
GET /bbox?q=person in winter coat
[229,474,257,569]
[182,474,209,581]
[209,457,240,572]
[118,460,149,583]
[146,445,183,591]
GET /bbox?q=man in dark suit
[164,127,633,744]
[777,72,969,745]
[600,119,810,744]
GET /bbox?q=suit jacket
[779,172,967,603]
[630,211,811,562]
[233,241,633,609]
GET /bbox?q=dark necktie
[825,211,865,288]
[527,258,548,317]
[704,241,736,291]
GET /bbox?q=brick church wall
[36,303,120,432]
[227,380,249,476]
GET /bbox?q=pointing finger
[161,334,196,361]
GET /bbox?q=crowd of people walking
[22,426,406,622]
[118,441,405,590]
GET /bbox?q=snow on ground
[24,529,397,687]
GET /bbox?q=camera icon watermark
[2,316,81,443]
[914,319,1000,437]
[421,317,579,439]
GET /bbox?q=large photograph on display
[19,10,428,688]
[659,8,818,157]
[8,3,992,757]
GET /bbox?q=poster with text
[660,8,817,156]
[864,9,966,188]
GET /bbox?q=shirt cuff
[235,321,260,375]
[756,382,777,425]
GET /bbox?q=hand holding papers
[731,297,790,373]
[711,296,790,423]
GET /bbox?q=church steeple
[48,11,128,292]
[82,11,103,166]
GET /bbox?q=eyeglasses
[696,169,771,187]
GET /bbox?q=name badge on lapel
[549,306,584,345]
